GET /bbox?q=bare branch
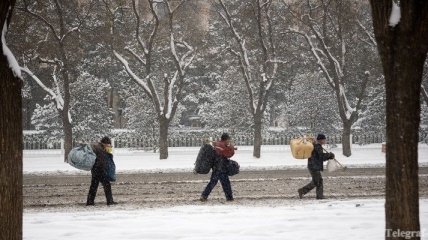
[125,47,146,66]
[113,50,153,97]
[357,19,377,47]
[218,0,256,114]
[18,7,61,41]
[60,27,79,43]
[285,28,335,89]
[20,66,64,111]
[147,0,160,56]
[170,0,188,14]
[132,0,149,55]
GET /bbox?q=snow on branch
[2,20,22,78]
[113,50,152,97]
[389,1,401,27]
[125,47,146,66]
[21,66,64,110]
[165,71,179,120]
[60,27,79,43]
[39,57,63,67]
[310,26,344,78]
[218,0,256,114]
[132,0,150,56]
[285,28,335,89]
[19,6,61,41]
[339,85,356,120]
[422,85,428,105]
[357,20,377,47]
[165,1,196,75]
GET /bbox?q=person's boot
[316,185,324,199]
[104,182,116,205]
[298,189,304,199]
[200,196,208,202]
[86,194,95,206]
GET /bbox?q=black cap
[317,134,326,140]
[101,136,111,145]
[221,133,231,141]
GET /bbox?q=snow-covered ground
[24,144,428,175]
[24,199,428,240]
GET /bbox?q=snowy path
[24,199,428,240]
[24,168,428,208]
[23,144,428,175]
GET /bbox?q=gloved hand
[330,153,335,159]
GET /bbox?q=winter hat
[101,136,112,145]
[317,134,326,140]
[221,133,231,141]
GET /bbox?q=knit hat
[101,136,112,145]
[221,133,231,141]
[317,134,326,140]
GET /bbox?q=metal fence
[21,133,406,150]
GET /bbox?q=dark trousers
[202,171,233,200]
[300,169,324,198]
[87,173,113,204]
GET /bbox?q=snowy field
[24,144,428,175]
[24,199,428,240]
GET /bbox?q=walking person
[298,134,335,200]
[200,133,236,202]
[87,136,117,206]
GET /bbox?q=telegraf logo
[385,229,423,239]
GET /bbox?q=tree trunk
[369,1,428,238]
[253,113,263,158]
[59,42,73,161]
[0,2,23,238]
[159,116,169,160]
[62,112,73,162]
[383,48,423,240]
[341,121,352,157]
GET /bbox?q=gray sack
[67,144,97,171]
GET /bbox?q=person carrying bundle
[298,134,335,200]
[86,136,117,206]
[200,133,237,202]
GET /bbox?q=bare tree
[285,0,372,157]
[111,0,196,159]
[18,0,86,161]
[0,0,23,239]
[369,1,428,239]
[217,0,290,158]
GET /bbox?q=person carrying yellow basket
[297,134,335,200]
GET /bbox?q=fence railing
[21,133,406,150]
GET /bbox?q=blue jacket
[307,143,334,171]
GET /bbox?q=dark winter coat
[213,156,230,173]
[212,141,235,173]
[307,143,334,171]
[91,143,110,179]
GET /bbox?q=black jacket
[307,143,334,171]
[91,143,109,178]
[213,156,230,173]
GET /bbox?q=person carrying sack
[298,134,335,200]
[200,133,236,202]
[86,136,117,206]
